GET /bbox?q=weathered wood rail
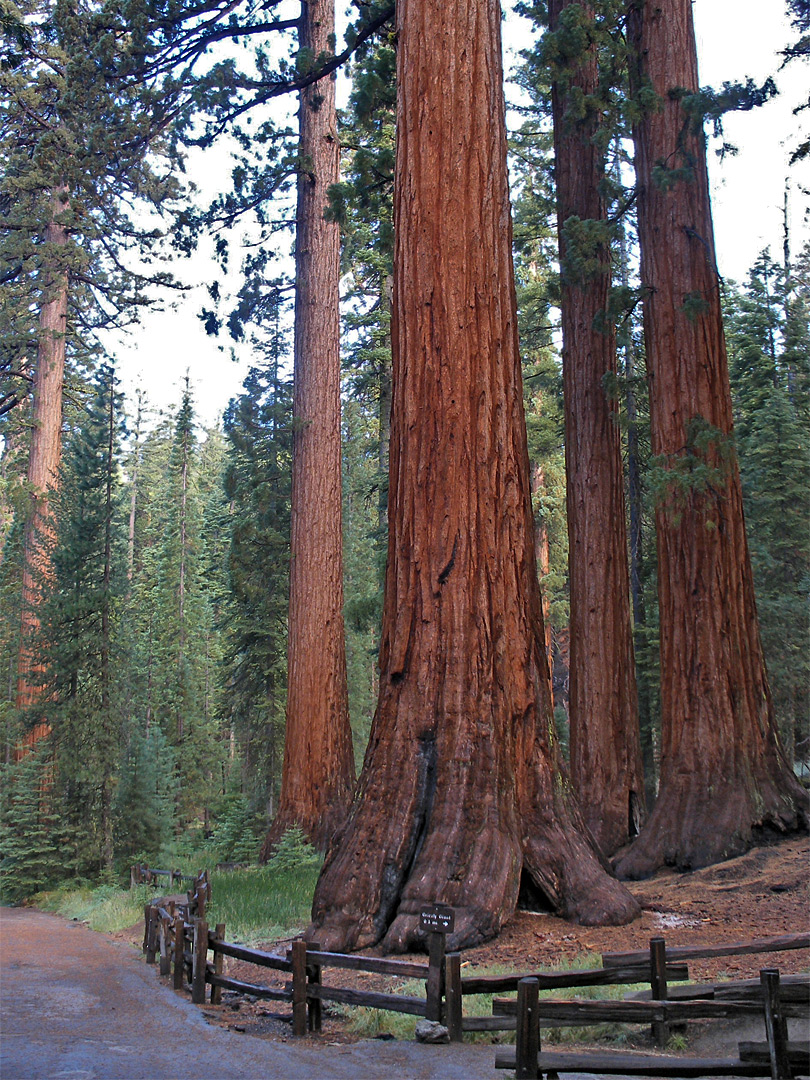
[131,863,189,888]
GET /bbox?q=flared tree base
[307,750,641,953]
[614,771,809,880]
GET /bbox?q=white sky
[103,0,809,428]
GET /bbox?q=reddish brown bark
[307,0,639,952]
[549,1,644,856]
[16,190,69,750]
[616,0,808,878]
[261,0,354,856]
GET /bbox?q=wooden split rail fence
[493,934,810,1079]
[141,886,808,1075]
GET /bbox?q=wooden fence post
[173,916,186,991]
[761,969,791,1080]
[159,914,171,976]
[145,906,157,964]
[650,936,669,1047]
[292,939,308,1038]
[192,919,208,1004]
[142,903,151,954]
[308,941,322,1033]
[445,952,463,1042]
[515,977,540,1080]
[210,923,225,1005]
[426,931,446,1022]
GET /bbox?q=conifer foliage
[34,365,127,873]
[726,249,810,769]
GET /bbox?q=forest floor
[114,832,809,1059]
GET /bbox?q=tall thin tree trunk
[308,0,639,952]
[549,0,644,855]
[16,188,69,749]
[262,0,354,855]
[177,405,188,744]
[100,369,115,872]
[616,210,657,808]
[127,391,144,583]
[617,0,808,877]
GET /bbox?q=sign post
[420,905,455,1022]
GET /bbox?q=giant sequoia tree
[616,0,808,878]
[308,0,639,952]
[260,0,355,855]
[547,0,644,855]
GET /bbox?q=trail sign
[420,905,455,934]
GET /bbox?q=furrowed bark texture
[549,0,644,856]
[16,190,69,749]
[308,0,639,952]
[616,0,808,878]
[262,0,354,855]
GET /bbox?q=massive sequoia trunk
[615,0,808,878]
[261,0,354,855]
[308,0,639,952]
[549,0,644,855]
[16,189,69,748]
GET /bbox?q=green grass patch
[34,882,155,933]
[205,829,322,944]
[31,862,319,945]
[30,829,322,944]
[207,862,321,944]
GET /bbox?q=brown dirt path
[0,907,503,1079]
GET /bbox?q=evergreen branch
[193,4,395,145]
[607,187,636,225]
[12,96,58,134]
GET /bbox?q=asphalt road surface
[0,907,508,1080]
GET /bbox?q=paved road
[1,907,506,1080]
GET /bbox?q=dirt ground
[118,833,809,1054]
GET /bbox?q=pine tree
[726,251,810,769]
[36,364,127,873]
[149,384,222,828]
[113,725,177,862]
[0,745,69,902]
[222,360,293,819]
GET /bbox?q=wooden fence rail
[131,864,189,887]
[602,934,810,967]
